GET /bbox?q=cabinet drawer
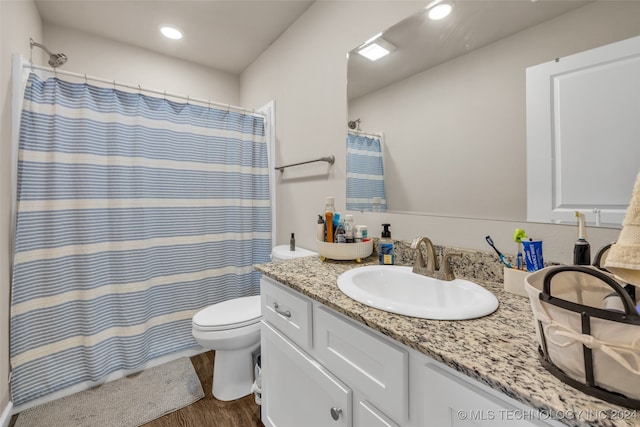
[261,277,312,350]
[314,306,408,423]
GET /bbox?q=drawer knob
[330,407,342,421]
[273,302,291,318]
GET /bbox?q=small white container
[503,267,531,297]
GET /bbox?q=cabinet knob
[273,302,291,318]
[330,407,342,421]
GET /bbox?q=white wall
[44,24,240,105]
[350,1,640,221]
[241,1,622,265]
[0,0,43,418]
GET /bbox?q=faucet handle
[439,252,462,281]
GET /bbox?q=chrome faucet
[411,237,462,281]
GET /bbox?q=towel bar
[275,155,335,172]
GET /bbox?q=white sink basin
[337,265,499,320]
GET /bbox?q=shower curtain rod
[23,62,266,118]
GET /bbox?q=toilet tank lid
[193,295,261,328]
[272,245,317,260]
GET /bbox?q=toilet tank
[271,245,317,262]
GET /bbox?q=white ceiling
[34,0,315,74]
[348,0,589,99]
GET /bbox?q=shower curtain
[10,73,271,407]
[346,132,387,211]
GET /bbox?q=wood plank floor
[10,351,263,427]
[144,351,263,427]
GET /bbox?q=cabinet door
[314,306,408,423]
[420,364,546,427]
[357,400,400,427]
[262,322,352,427]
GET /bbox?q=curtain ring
[138,84,141,95]
[164,91,166,100]
[186,95,190,104]
[207,100,211,110]
[113,80,116,89]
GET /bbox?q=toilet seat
[192,295,261,331]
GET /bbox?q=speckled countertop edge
[255,253,639,427]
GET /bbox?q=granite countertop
[255,255,639,427]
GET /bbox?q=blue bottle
[378,224,395,265]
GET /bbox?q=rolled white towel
[605,169,640,287]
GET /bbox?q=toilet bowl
[192,295,261,401]
[192,246,316,401]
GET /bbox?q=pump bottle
[573,211,591,265]
[379,224,395,265]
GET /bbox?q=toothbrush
[513,228,528,270]
[485,235,513,268]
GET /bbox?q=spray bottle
[573,211,591,265]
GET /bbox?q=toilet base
[212,343,260,401]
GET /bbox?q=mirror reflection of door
[526,35,640,227]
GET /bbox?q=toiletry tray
[525,265,640,409]
[316,240,373,262]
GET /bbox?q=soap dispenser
[379,224,395,265]
[573,211,591,265]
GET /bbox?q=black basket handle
[542,265,640,318]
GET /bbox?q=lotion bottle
[325,197,335,243]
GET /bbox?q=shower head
[30,38,67,68]
[48,52,68,68]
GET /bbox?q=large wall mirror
[347,0,640,228]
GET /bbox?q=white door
[527,35,640,227]
[262,322,352,427]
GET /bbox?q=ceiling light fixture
[357,37,396,61]
[160,25,183,40]
[428,2,453,20]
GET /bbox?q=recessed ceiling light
[428,3,453,20]
[160,25,183,40]
[357,38,396,61]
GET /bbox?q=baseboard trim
[1,400,13,427]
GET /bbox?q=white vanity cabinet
[261,277,406,427]
[261,276,560,427]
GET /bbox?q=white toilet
[191,245,316,401]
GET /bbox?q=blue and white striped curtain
[346,133,387,211]
[10,73,271,407]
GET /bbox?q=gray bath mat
[14,357,204,427]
